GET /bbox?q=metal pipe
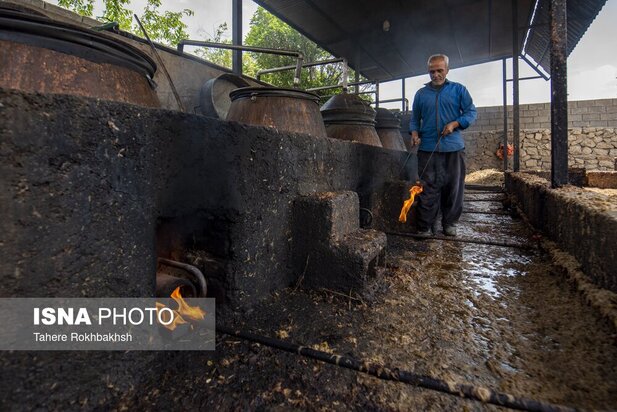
[178,40,304,87]
[255,58,345,80]
[217,325,575,412]
[157,257,207,297]
[401,78,406,112]
[549,0,568,187]
[502,58,509,172]
[341,59,348,91]
[520,53,550,81]
[293,54,304,87]
[506,75,543,82]
[387,232,534,250]
[307,80,374,92]
[463,210,509,215]
[512,0,521,172]
[375,80,380,108]
[371,97,409,111]
[178,40,301,57]
[134,14,185,112]
[156,273,197,298]
[232,0,242,75]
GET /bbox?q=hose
[216,325,578,412]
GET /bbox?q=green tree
[244,7,341,90]
[56,0,192,46]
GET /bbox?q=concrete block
[583,113,601,121]
[292,192,359,243]
[292,191,387,293]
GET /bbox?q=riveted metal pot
[375,108,406,151]
[227,87,327,138]
[320,93,382,147]
[0,6,159,107]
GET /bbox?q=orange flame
[157,287,206,331]
[398,184,423,223]
[171,287,206,321]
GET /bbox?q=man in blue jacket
[409,54,477,236]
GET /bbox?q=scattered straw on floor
[465,169,504,186]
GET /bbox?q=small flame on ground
[398,184,424,223]
[157,287,206,331]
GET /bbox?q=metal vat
[320,93,382,147]
[398,111,415,152]
[199,73,250,118]
[227,87,327,138]
[375,108,406,151]
[0,6,159,107]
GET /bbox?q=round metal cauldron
[398,112,415,152]
[375,108,406,151]
[227,87,328,138]
[320,93,382,147]
[199,73,250,118]
[0,6,159,107]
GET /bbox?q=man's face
[428,58,449,86]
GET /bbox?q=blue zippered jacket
[409,80,477,152]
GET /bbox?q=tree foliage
[244,7,341,90]
[56,0,192,46]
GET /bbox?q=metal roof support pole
[502,58,509,172]
[401,78,406,112]
[375,81,380,108]
[512,0,520,172]
[232,0,242,75]
[354,71,360,94]
[549,0,568,187]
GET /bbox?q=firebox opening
[155,212,230,303]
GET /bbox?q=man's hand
[441,121,460,136]
[410,131,420,146]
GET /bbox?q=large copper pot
[227,87,327,138]
[375,108,406,151]
[320,93,382,147]
[0,6,159,107]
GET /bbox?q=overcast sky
[54,0,616,108]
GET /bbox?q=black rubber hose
[386,231,536,250]
[217,326,579,412]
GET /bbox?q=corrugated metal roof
[522,0,608,75]
[254,0,607,81]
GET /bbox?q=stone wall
[463,98,617,172]
[465,128,617,172]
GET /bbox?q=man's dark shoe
[416,229,432,236]
[443,225,457,236]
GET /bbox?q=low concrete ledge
[506,172,617,293]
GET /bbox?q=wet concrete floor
[120,191,617,411]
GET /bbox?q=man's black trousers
[416,150,465,231]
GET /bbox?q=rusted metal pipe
[155,273,197,298]
[157,258,207,297]
[134,14,184,111]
